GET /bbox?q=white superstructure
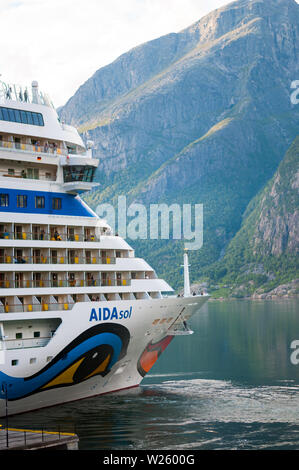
[0,80,208,416]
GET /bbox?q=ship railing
[0,278,131,289]
[0,139,67,156]
[66,256,116,265]
[0,169,56,182]
[0,302,75,314]
[101,278,132,286]
[0,256,116,265]
[0,81,54,108]
[0,232,100,242]
[4,337,51,350]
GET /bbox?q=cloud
[0,0,232,106]
[3,0,295,107]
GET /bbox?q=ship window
[27,168,39,179]
[8,108,15,122]
[32,113,39,125]
[35,196,45,209]
[16,332,22,339]
[17,195,27,208]
[0,194,9,207]
[11,359,18,366]
[20,110,28,123]
[52,197,62,210]
[33,331,40,338]
[27,112,33,125]
[63,165,96,183]
[0,106,44,126]
[1,108,9,120]
[14,109,22,123]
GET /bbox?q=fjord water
[6,299,299,450]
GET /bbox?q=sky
[0,0,232,107]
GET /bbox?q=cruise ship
[0,80,208,416]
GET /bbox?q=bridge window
[0,106,44,126]
[63,165,95,183]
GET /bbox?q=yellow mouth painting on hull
[41,354,111,390]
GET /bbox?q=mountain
[206,135,299,298]
[59,0,299,290]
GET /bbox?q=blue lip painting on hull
[0,323,130,401]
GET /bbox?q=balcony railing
[0,169,56,181]
[0,302,74,314]
[4,336,51,350]
[0,231,100,242]
[0,139,67,156]
[0,256,116,265]
[0,278,131,289]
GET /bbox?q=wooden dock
[0,425,79,450]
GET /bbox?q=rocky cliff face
[210,136,299,297]
[59,0,299,289]
[252,137,299,257]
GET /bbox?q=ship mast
[183,249,191,297]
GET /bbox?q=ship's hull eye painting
[0,324,130,401]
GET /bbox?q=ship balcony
[0,302,74,314]
[0,138,92,168]
[0,230,100,243]
[0,276,132,289]
[0,168,57,182]
[0,244,117,265]
[0,292,82,313]
[0,255,116,265]
[0,138,66,159]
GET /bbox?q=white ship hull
[0,79,209,417]
[0,295,207,416]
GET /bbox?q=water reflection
[3,299,299,450]
[148,299,299,385]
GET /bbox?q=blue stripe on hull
[0,187,95,217]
